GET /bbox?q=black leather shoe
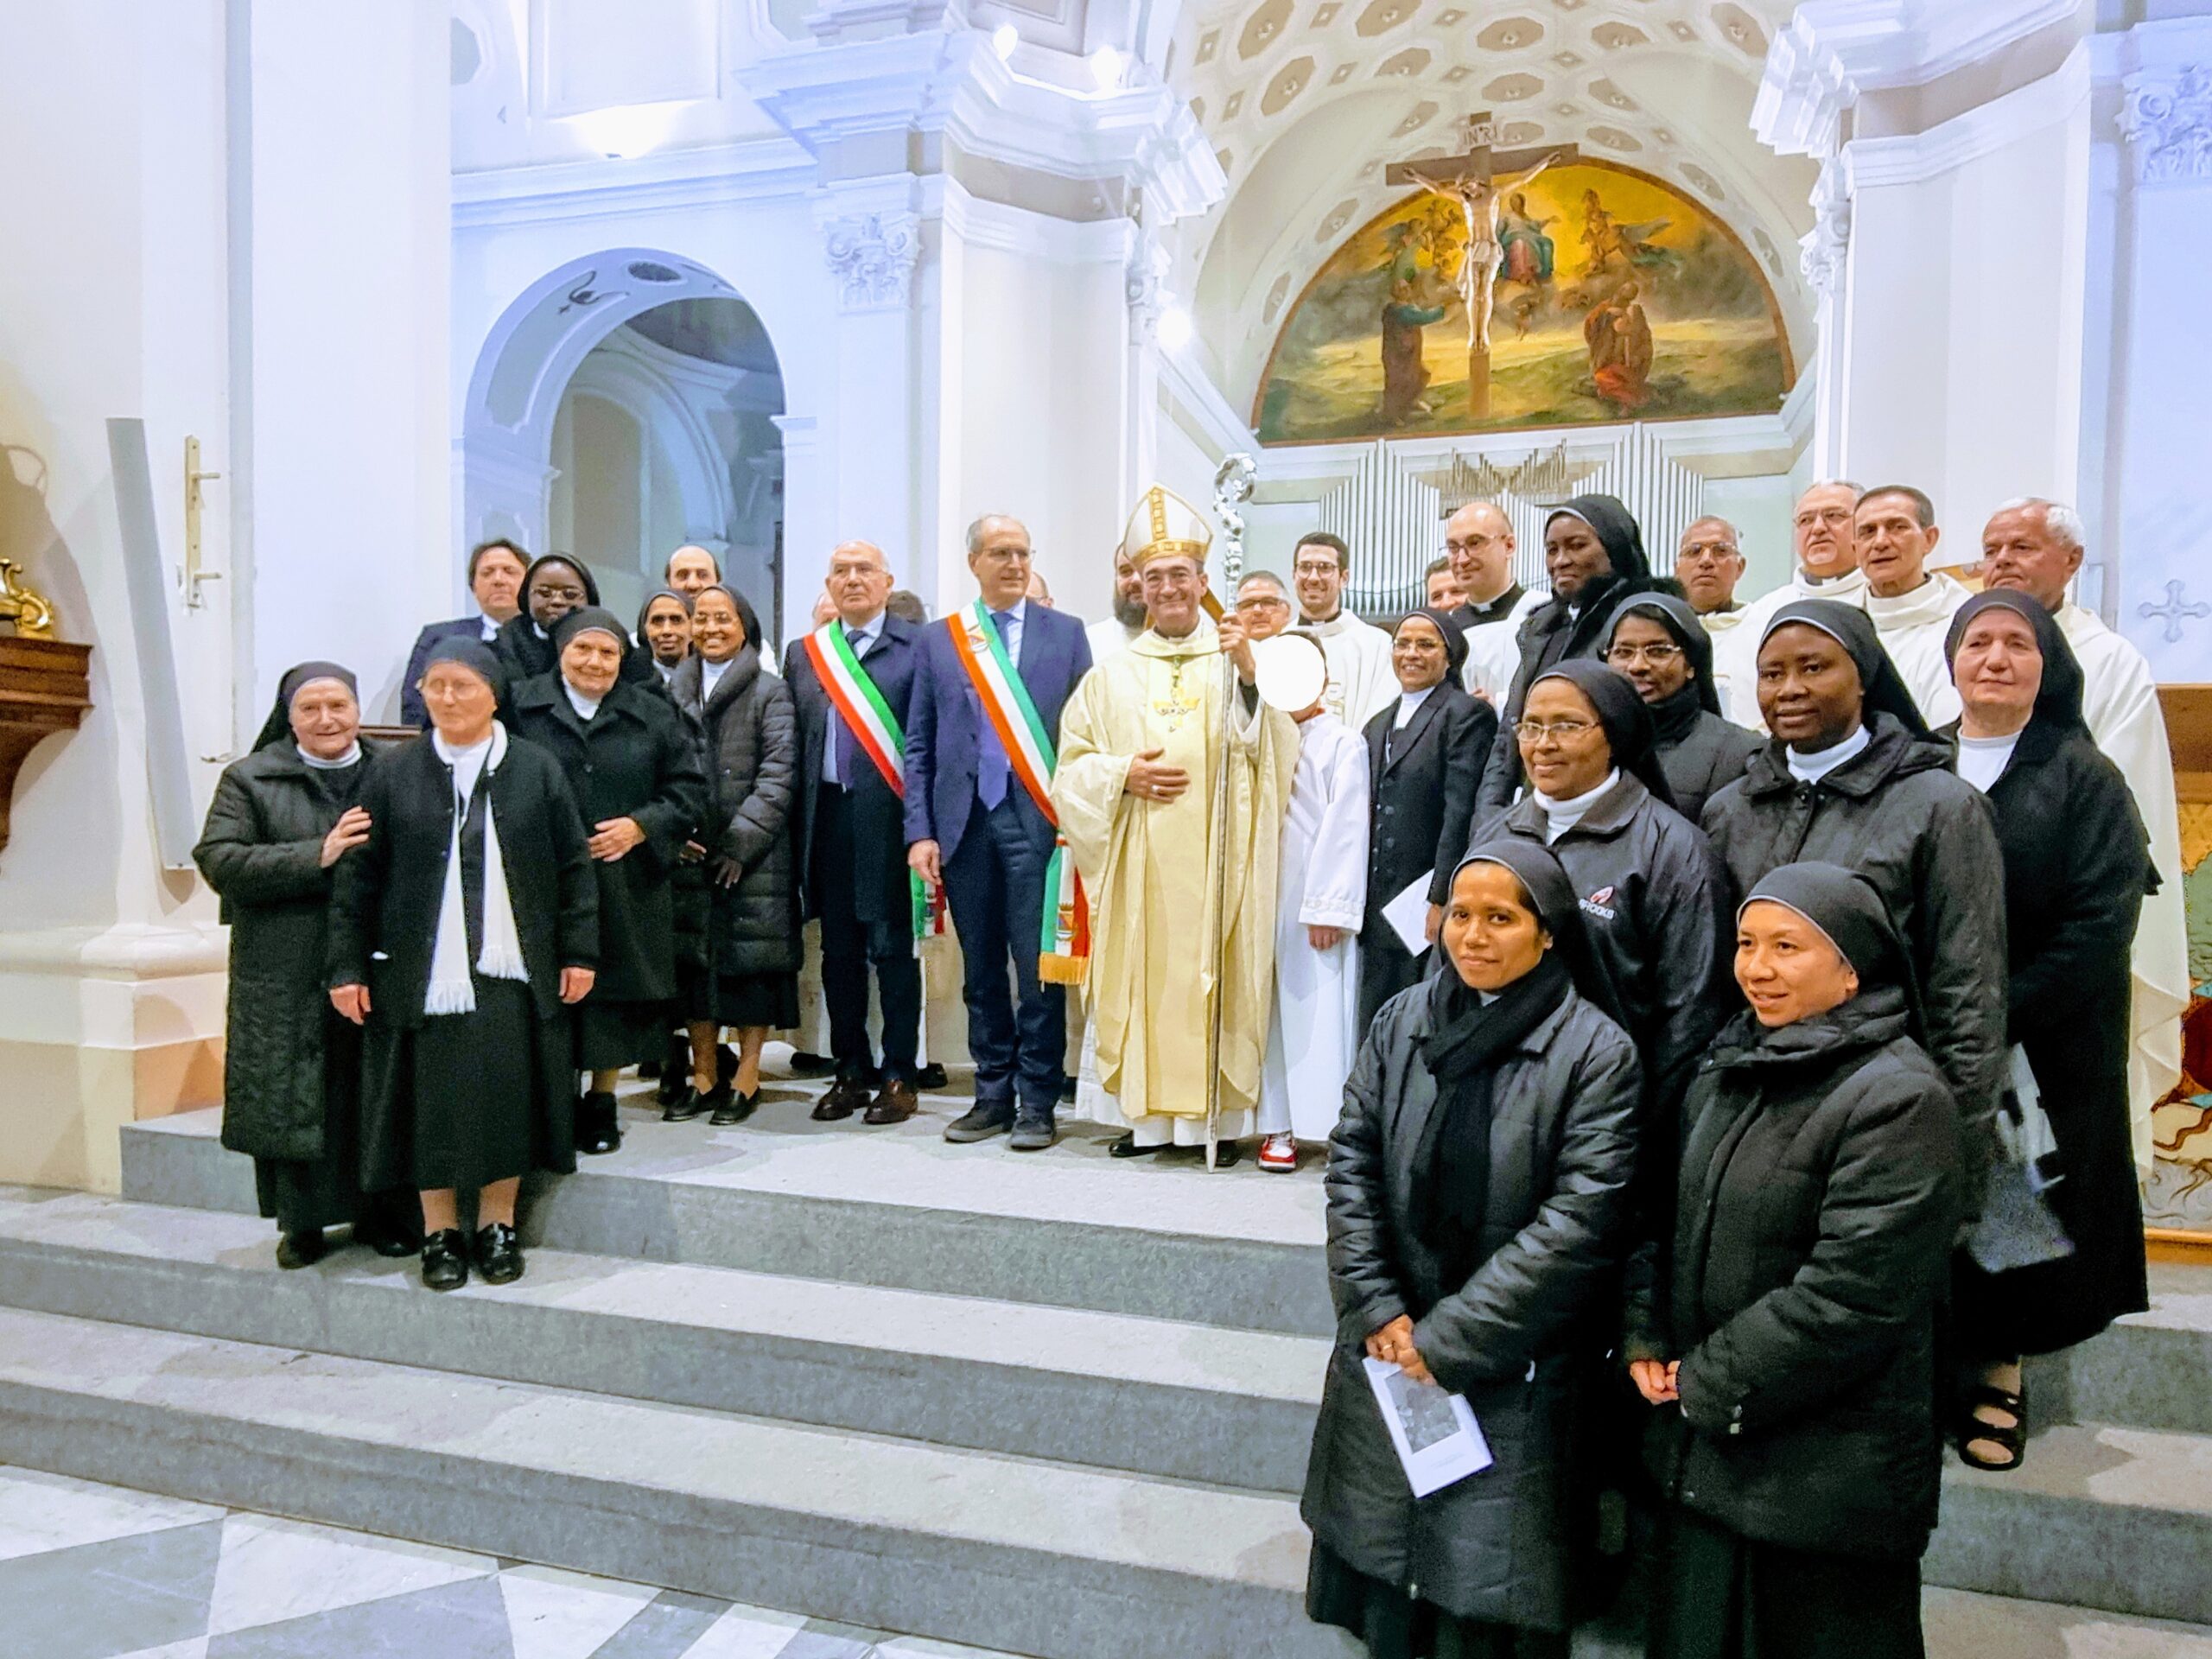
[663,1085,709,1122]
[275,1229,327,1270]
[944,1102,1014,1143]
[422,1229,469,1291]
[812,1077,870,1121]
[353,1212,422,1258]
[917,1062,950,1091]
[1108,1132,1168,1159]
[1009,1110,1057,1152]
[474,1221,524,1286]
[577,1090,622,1154]
[788,1050,836,1078]
[710,1088,757,1127]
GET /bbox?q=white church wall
[1701,474,1798,599]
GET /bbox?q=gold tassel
[1038,953,1089,987]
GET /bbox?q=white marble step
[0,1306,1351,1659]
[120,1099,1337,1334]
[0,1185,1325,1494]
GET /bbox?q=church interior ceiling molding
[1172,0,1820,412]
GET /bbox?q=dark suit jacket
[903,601,1093,865]
[399,617,491,728]
[1362,682,1496,913]
[782,613,921,926]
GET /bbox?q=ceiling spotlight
[1158,304,1194,351]
[992,23,1019,60]
[1090,45,1125,90]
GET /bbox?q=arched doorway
[461,251,787,644]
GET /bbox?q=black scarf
[1410,950,1573,1295]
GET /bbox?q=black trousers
[941,796,1065,1115]
[813,784,921,1082]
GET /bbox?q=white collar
[563,682,602,720]
[297,741,362,771]
[1394,683,1438,726]
[1534,768,1621,842]
[1786,722,1872,784]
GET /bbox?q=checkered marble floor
[0,1465,1020,1659]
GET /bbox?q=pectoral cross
[1151,659,1205,734]
[1388,113,1577,419]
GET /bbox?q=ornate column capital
[2120,64,2212,185]
[1798,156,1852,298]
[823,212,919,310]
[1125,236,1169,343]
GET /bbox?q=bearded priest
[1054,486,1298,1165]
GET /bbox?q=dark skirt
[251,1012,365,1235]
[1306,1541,1563,1659]
[1951,1079,2150,1358]
[574,997,670,1071]
[1654,1505,1923,1659]
[715,970,800,1030]
[360,976,575,1192]
[1359,933,1428,1033]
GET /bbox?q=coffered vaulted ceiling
[1168,0,1821,409]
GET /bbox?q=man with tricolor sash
[906,515,1095,1150]
[783,540,927,1126]
[1055,486,1297,1164]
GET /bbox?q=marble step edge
[118,1113,1339,1337]
[0,1187,1325,1497]
[1926,1420,2212,1627]
[0,1306,1356,1659]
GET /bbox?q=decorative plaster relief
[1799,156,1850,297]
[823,213,919,309]
[2121,66,2212,184]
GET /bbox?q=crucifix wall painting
[1253,156,1794,446]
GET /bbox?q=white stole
[425,723,527,1015]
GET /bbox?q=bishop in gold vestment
[1053,490,1295,1153]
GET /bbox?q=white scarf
[425,723,527,1015]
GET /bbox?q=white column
[2111,33,2212,673]
[240,0,450,726]
[1797,157,1852,480]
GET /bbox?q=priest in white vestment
[1982,499,2189,1168]
[1292,531,1398,727]
[1441,501,1546,703]
[1855,486,1974,728]
[1084,543,1150,667]
[1055,487,1297,1161]
[1256,632,1369,1171]
[1716,481,1869,728]
[1675,516,1751,709]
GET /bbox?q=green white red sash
[947,600,1090,985]
[804,621,942,944]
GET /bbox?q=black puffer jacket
[1303,982,1641,1632]
[671,647,800,977]
[1624,990,1962,1560]
[1471,774,1732,1123]
[1700,714,2006,1205]
[1648,694,1761,826]
[506,676,706,1005]
[194,744,375,1162]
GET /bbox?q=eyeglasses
[1605,643,1682,666]
[1794,507,1854,528]
[1514,717,1599,741]
[1236,594,1290,611]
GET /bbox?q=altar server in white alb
[1257,631,1370,1172]
[1980,497,2188,1165]
[1290,531,1399,728]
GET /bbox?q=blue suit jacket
[781,613,922,926]
[398,615,490,728]
[903,601,1093,866]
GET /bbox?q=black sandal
[1956,1383,2026,1471]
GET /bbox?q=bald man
[1713,480,1868,728]
[784,540,926,1125]
[1442,500,1544,702]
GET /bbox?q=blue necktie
[976,609,1014,810]
[831,625,864,789]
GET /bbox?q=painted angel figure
[1402,150,1566,353]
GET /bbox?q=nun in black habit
[1601,592,1761,825]
[1626,863,1962,1659]
[1940,589,2154,1471]
[1306,839,1641,1656]
[508,607,706,1154]
[1700,598,2009,1218]
[327,638,599,1292]
[194,664,414,1267]
[493,554,660,692]
[1472,493,1662,819]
